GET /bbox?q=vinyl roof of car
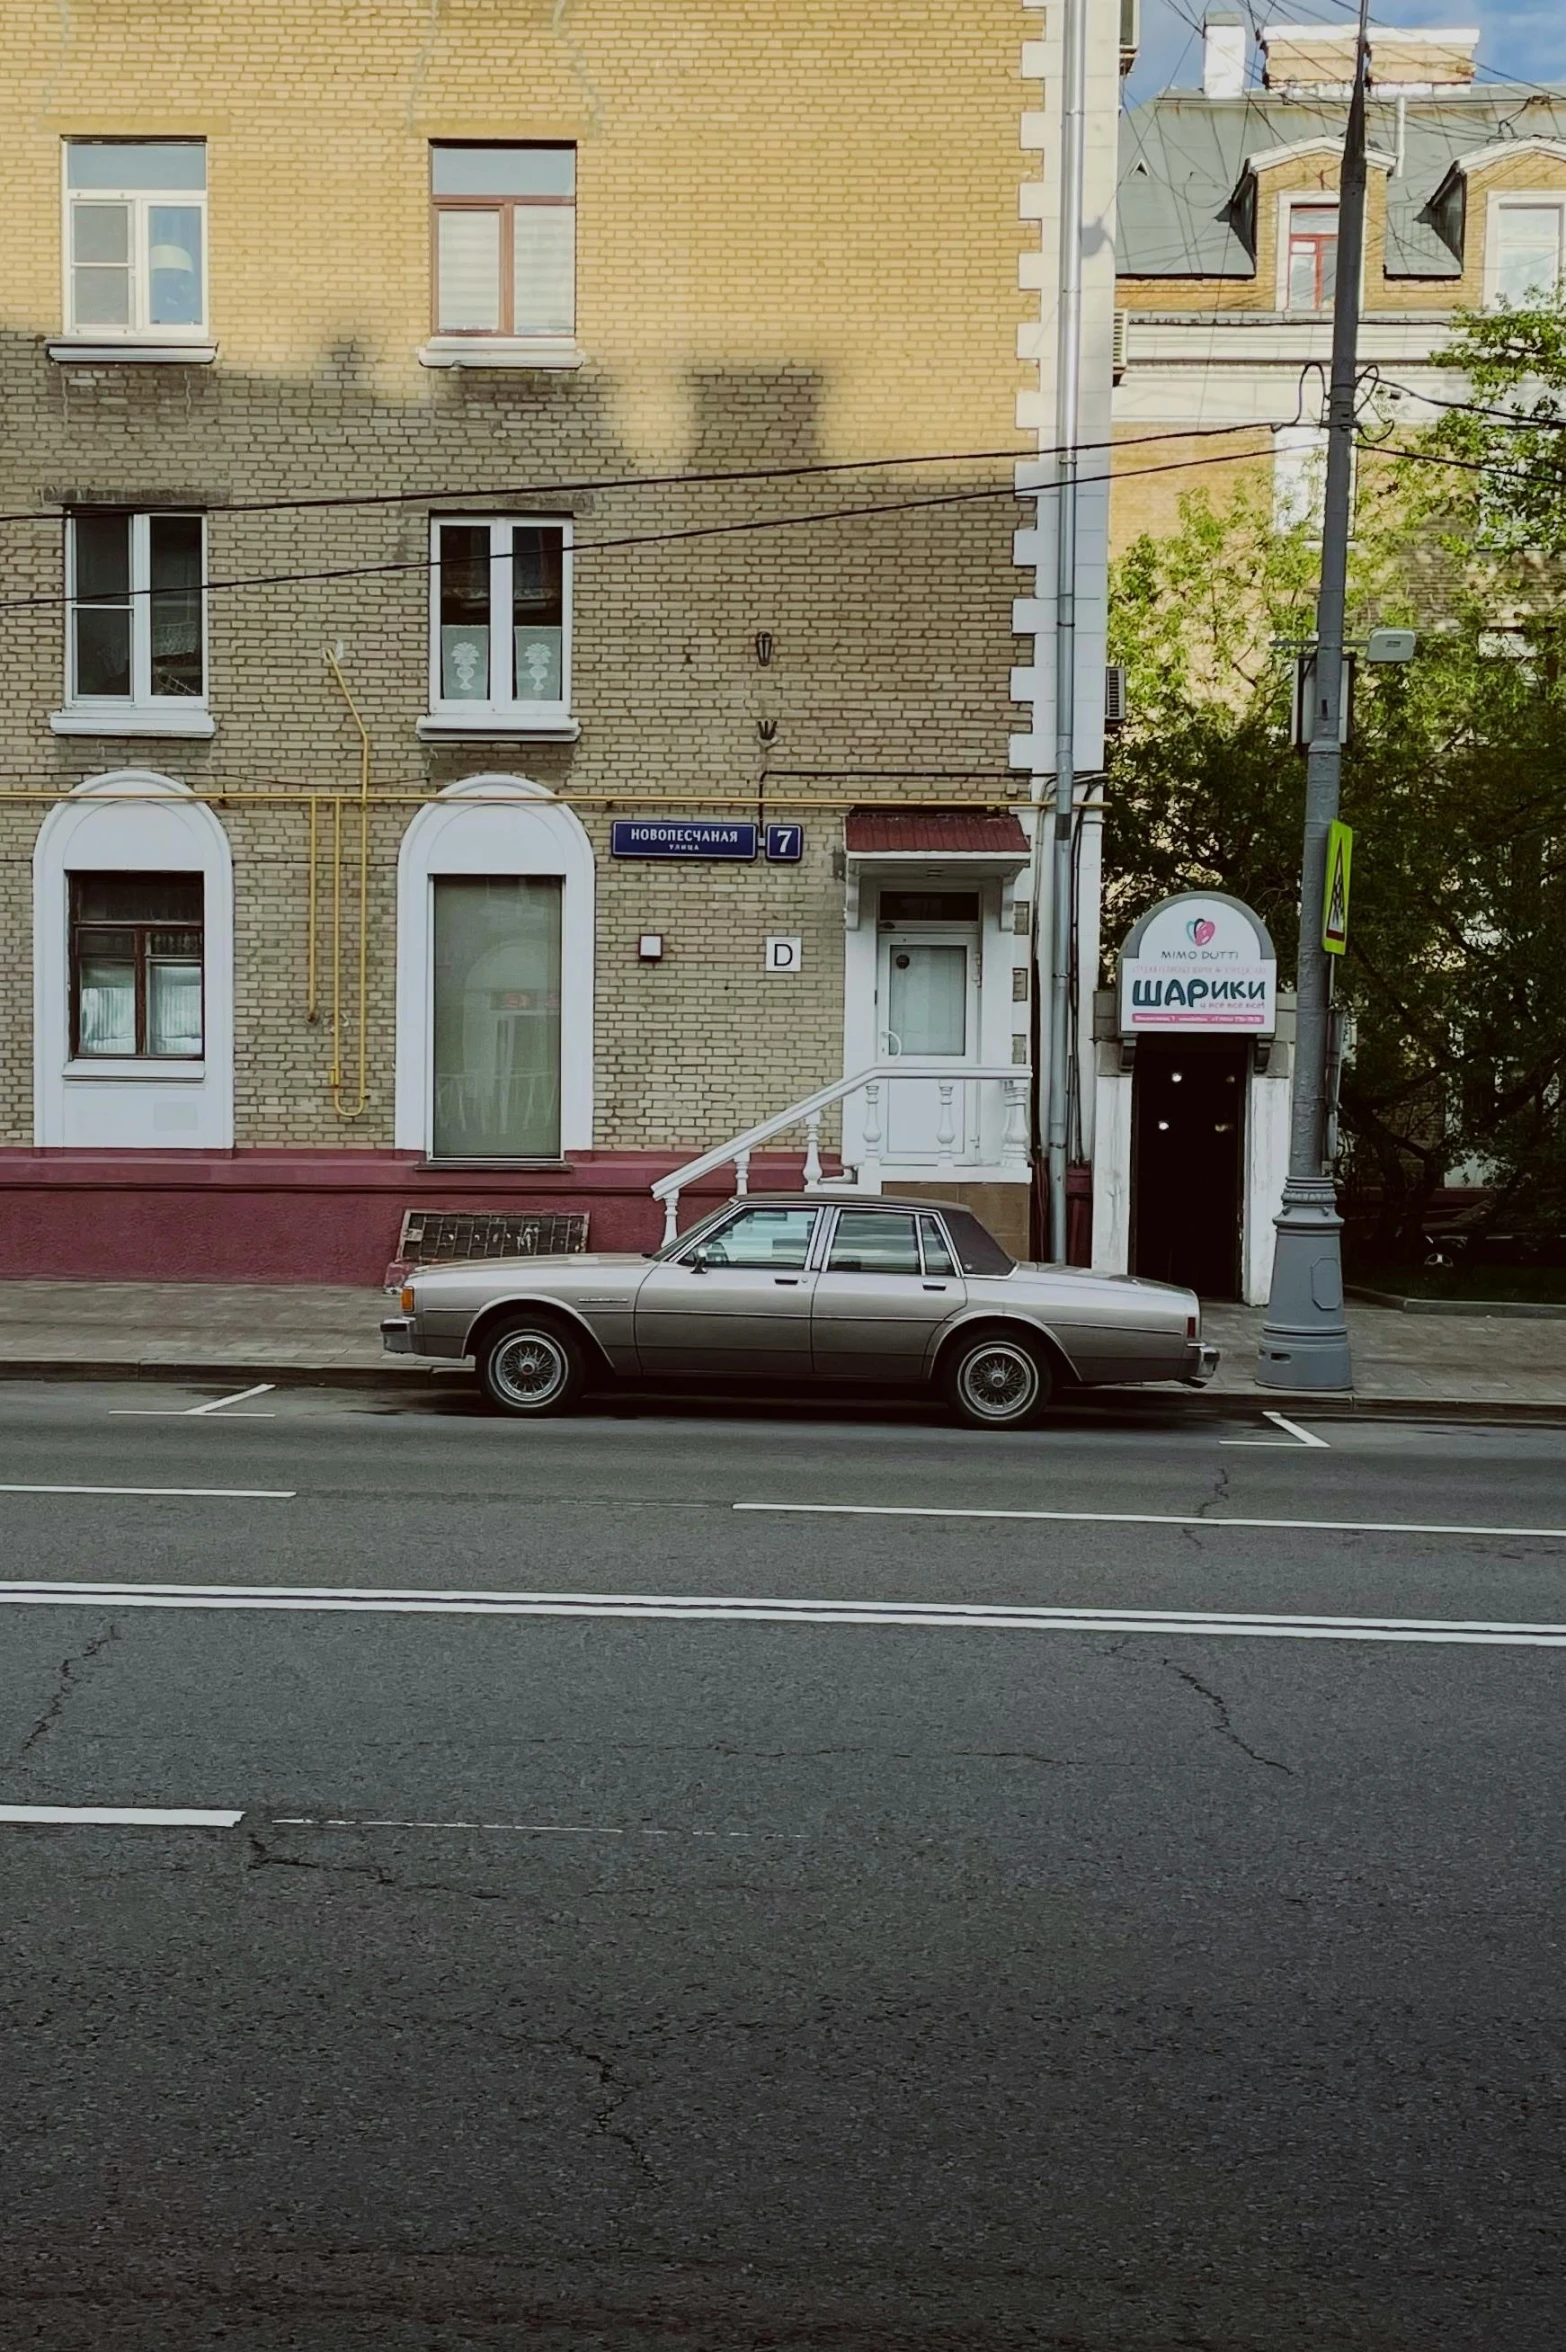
[719,1193,974,1214]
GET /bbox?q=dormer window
[1286,203,1338,312]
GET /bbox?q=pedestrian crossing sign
[1322,820,1353,955]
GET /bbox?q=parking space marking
[737,1502,1566,1539]
[1221,1411,1331,1451]
[2,1579,1566,1645]
[0,1805,242,1828]
[111,1382,277,1421]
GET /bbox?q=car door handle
[922,1283,949,1292]
[774,1276,802,1286]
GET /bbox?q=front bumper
[1181,1341,1221,1387]
[380,1316,415,1355]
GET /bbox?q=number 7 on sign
[765,824,803,863]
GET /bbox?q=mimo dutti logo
[1185,916,1217,947]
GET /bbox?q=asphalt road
[2,1377,1564,2351]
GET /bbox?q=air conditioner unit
[1119,0,1141,70]
[1104,664,1129,727]
[1111,308,1130,379]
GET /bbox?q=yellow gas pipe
[323,648,371,1119]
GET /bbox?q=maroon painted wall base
[0,1150,824,1283]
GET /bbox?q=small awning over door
[843,806,1031,925]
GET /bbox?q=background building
[0,0,1122,1280]
[1094,12,1566,1304]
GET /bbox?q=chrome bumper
[1182,1341,1220,1387]
[380,1316,415,1355]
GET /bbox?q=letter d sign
[765,935,803,975]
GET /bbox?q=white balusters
[861,1078,883,1190]
[1002,1077,1029,1171]
[734,1147,751,1198]
[803,1107,823,1186]
[936,1079,957,1171]
[662,1188,681,1247]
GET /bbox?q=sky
[1126,0,1565,104]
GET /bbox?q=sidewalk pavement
[1,1279,1563,1420]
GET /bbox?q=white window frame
[1274,194,1342,314]
[1484,193,1566,310]
[53,512,214,740]
[60,142,209,343]
[394,776,596,1157]
[419,516,579,742]
[33,770,235,1149]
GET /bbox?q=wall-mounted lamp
[638,933,664,961]
[754,631,774,668]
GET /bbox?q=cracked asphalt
[1,1379,1565,2350]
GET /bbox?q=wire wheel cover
[492,1330,569,1408]
[958,1339,1039,1421]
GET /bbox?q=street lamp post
[1257,0,1371,1393]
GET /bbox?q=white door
[878,928,979,1160]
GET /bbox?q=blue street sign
[610,819,757,860]
[764,823,804,863]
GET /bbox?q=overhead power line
[0,430,1277,615]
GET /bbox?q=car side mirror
[686,1247,710,1274]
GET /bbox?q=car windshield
[647,1202,745,1261]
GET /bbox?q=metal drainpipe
[1046,0,1087,1264]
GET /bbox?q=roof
[844,807,1030,856]
[1119,89,1566,280]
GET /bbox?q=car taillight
[1186,1310,1199,1340]
[400,1285,416,1314]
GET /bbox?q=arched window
[394,775,595,1158]
[33,769,234,1148]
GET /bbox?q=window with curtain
[1493,204,1565,307]
[68,511,205,708]
[431,876,562,1158]
[70,873,204,1058]
[1285,203,1338,312]
[431,144,576,338]
[65,140,207,336]
[431,519,568,713]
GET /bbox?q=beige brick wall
[0,0,1033,1153]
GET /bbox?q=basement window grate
[397,1211,589,1264]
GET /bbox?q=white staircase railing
[652,1062,1032,1245]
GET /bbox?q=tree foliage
[1106,469,1566,1256]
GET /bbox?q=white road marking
[736,1502,1565,1540]
[0,1483,293,1500]
[1,1579,1566,1646]
[112,1382,277,1420]
[271,1815,779,1838]
[1222,1411,1331,1450]
[0,1805,241,1827]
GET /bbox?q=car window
[696,1206,819,1269]
[943,1208,1015,1276]
[827,1210,920,1275]
[919,1216,957,1276]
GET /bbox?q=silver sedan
[382,1193,1217,1430]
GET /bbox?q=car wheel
[478,1316,586,1418]
[944,1330,1052,1430]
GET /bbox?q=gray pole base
[1257,1183,1353,1392]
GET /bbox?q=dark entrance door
[1131,1038,1247,1299]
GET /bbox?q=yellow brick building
[0,0,1114,1276]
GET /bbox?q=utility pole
[1257,0,1369,1390]
[1045,0,1086,1263]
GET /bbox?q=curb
[1346,1285,1566,1320]
[0,1355,1563,1426]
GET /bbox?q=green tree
[1422,291,1566,560]
[1106,477,1566,1260]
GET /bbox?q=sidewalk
[1,1279,1563,1419]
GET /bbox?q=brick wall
[0,0,1033,1154]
